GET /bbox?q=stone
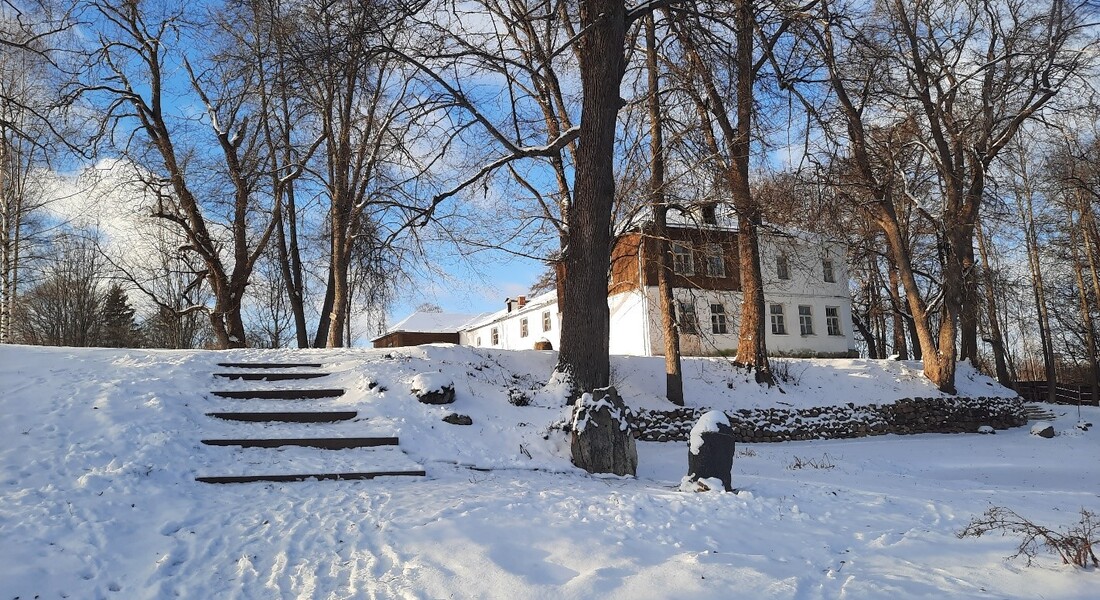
[977,425,995,434]
[443,413,473,426]
[411,372,455,405]
[686,410,736,492]
[1030,422,1055,438]
[570,386,638,476]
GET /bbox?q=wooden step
[213,372,329,381]
[210,389,345,400]
[201,437,398,449]
[196,470,426,484]
[217,362,324,369]
[205,411,357,423]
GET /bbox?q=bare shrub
[957,507,1099,568]
[787,453,836,470]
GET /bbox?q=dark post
[686,410,736,492]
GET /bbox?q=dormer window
[822,257,836,283]
[701,204,717,225]
[777,254,790,280]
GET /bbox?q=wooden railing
[1015,381,1099,406]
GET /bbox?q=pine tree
[99,284,140,348]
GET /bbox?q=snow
[376,310,484,339]
[410,371,453,394]
[689,410,730,455]
[572,389,630,434]
[1,344,1098,599]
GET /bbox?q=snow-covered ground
[1,344,1096,599]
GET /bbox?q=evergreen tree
[99,284,140,348]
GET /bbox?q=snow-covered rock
[570,386,637,476]
[1031,421,1056,438]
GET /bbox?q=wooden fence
[1014,381,1099,406]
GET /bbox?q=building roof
[461,290,558,331]
[372,310,486,341]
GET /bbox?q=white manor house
[374,205,857,358]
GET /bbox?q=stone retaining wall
[630,396,1026,443]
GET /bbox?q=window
[476,337,482,346]
[520,318,529,338]
[704,243,725,277]
[542,310,552,331]
[798,305,814,336]
[677,301,699,334]
[826,306,842,336]
[491,327,499,345]
[701,204,717,225]
[672,243,694,275]
[777,254,790,280]
[710,303,728,334]
[770,304,787,335]
[823,258,836,283]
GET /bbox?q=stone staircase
[1021,402,1060,422]
[196,362,426,484]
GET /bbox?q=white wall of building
[626,234,856,357]
[608,290,650,356]
[460,296,561,351]
[455,233,855,357]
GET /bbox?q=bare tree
[793,0,1095,391]
[82,0,284,348]
[12,230,106,346]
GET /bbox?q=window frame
[542,310,552,331]
[491,327,499,345]
[677,300,699,335]
[822,257,836,283]
[777,254,790,280]
[520,317,529,338]
[671,242,694,275]
[770,303,787,335]
[798,305,814,336]
[826,306,842,336]
[703,243,725,278]
[710,302,728,334]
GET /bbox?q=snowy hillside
[1,344,1097,599]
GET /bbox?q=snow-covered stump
[685,410,735,492]
[570,386,638,476]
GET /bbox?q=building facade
[378,216,856,357]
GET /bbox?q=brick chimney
[517,295,527,308]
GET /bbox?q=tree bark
[556,0,626,394]
[975,220,1013,387]
[885,246,909,359]
[645,13,683,405]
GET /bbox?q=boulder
[686,410,736,492]
[412,372,455,405]
[443,413,473,425]
[570,386,638,476]
[1030,421,1055,438]
[977,425,995,434]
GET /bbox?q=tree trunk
[274,191,309,348]
[556,0,625,394]
[876,204,956,392]
[975,220,1013,387]
[885,247,908,359]
[1070,220,1099,408]
[645,14,683,405]
[314,266,336,348]
[668,0,772,383]
[1021,190,1057,401]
